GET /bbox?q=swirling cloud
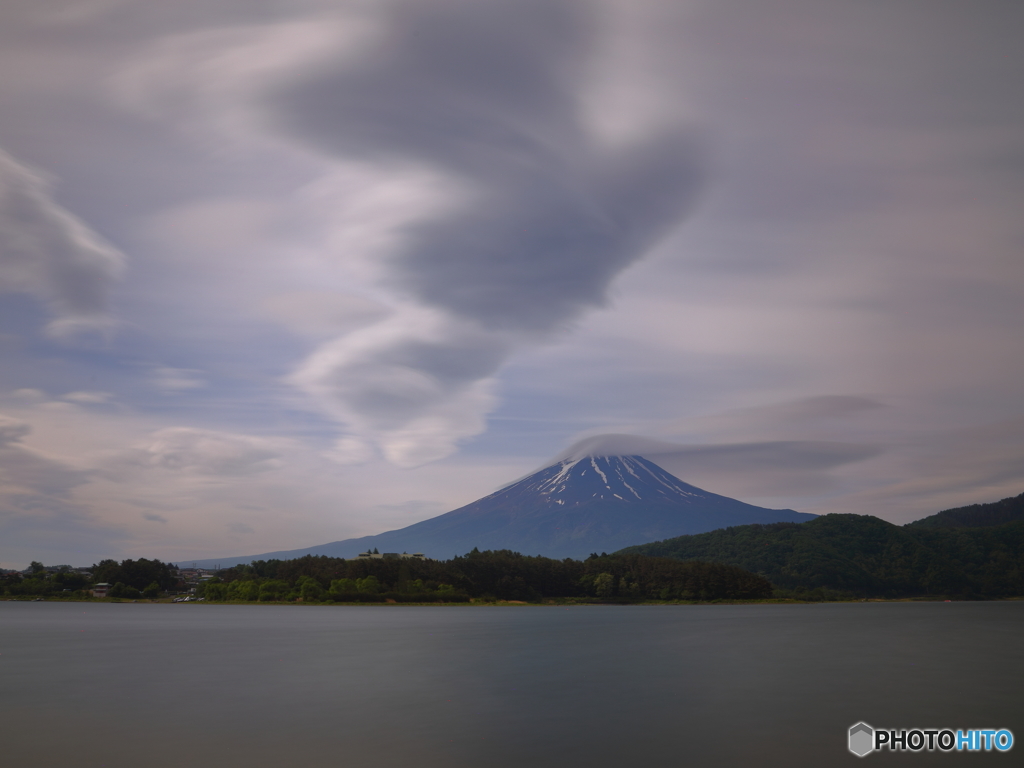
[0,149,124,336]
[270,0,704,463]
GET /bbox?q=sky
[1,0,1023,569]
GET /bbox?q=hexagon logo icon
[849,722,874,757]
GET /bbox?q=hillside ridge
[620,491,1024,597]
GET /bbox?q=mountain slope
[188,455,815,567]
[620,494,1024,597]
[906,491,1024,529]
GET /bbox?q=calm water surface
[2,601,1021,766]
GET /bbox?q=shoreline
[6,595,1023,606]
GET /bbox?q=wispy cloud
[0,414,88,495]
[125,427,284,476]
[0,414,31,446]
[150,367,206,394]
[269,0,705,464]
[552,432,881,499]
[60,391,113,404]
[0,412,107,565]
[0,149,125,337]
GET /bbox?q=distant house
[356,552,427,561]
[91,583,111,598]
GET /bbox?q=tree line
[197,549,773,603]
[1,558,178,599]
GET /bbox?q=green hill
[906,491,1024,529]
[618,493,1024,599]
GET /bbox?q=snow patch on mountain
[489,455,719,507]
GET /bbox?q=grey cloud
[0,449,89,497]
[131,427,283,476]
[273,0,702,331]
[291,311,504,465]
[660,441,881,473]
[811,416,1024,522]
[307,322,511,429]
[546,431,880,499]
[143,512,168,524]
[0,414,31,446]
[11,389,47,401]
[272,0,589,178]
[556,433,689,463]
[261,291,391,338]
[150,366,206,394]
[0,466,124,567]
[690,396,888,438]
[897,417,1024,499]
[373,499,445,517]
[0,415,89,498]
[755,396,886,424]
[0,149,125,336]
[60,391,113,404]
[558,432,879,472]
[273,0,703,462]
[394,133,702,331]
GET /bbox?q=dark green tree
[108,582,140,599]
[593,573,615,598]
[298,576,324,602]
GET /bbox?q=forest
[622,494,1024,599]
[1,558,178,599]
[197,549,774,603]
[1,551,771,602]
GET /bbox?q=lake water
[2,601,1021,766]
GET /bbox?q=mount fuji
[189,455,816,566]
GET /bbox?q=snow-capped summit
[189,454,817,566]
[498,455,716,506]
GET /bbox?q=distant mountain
[620,492,1024,598]
[906,491,1024,529]
[188,455,816,567]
